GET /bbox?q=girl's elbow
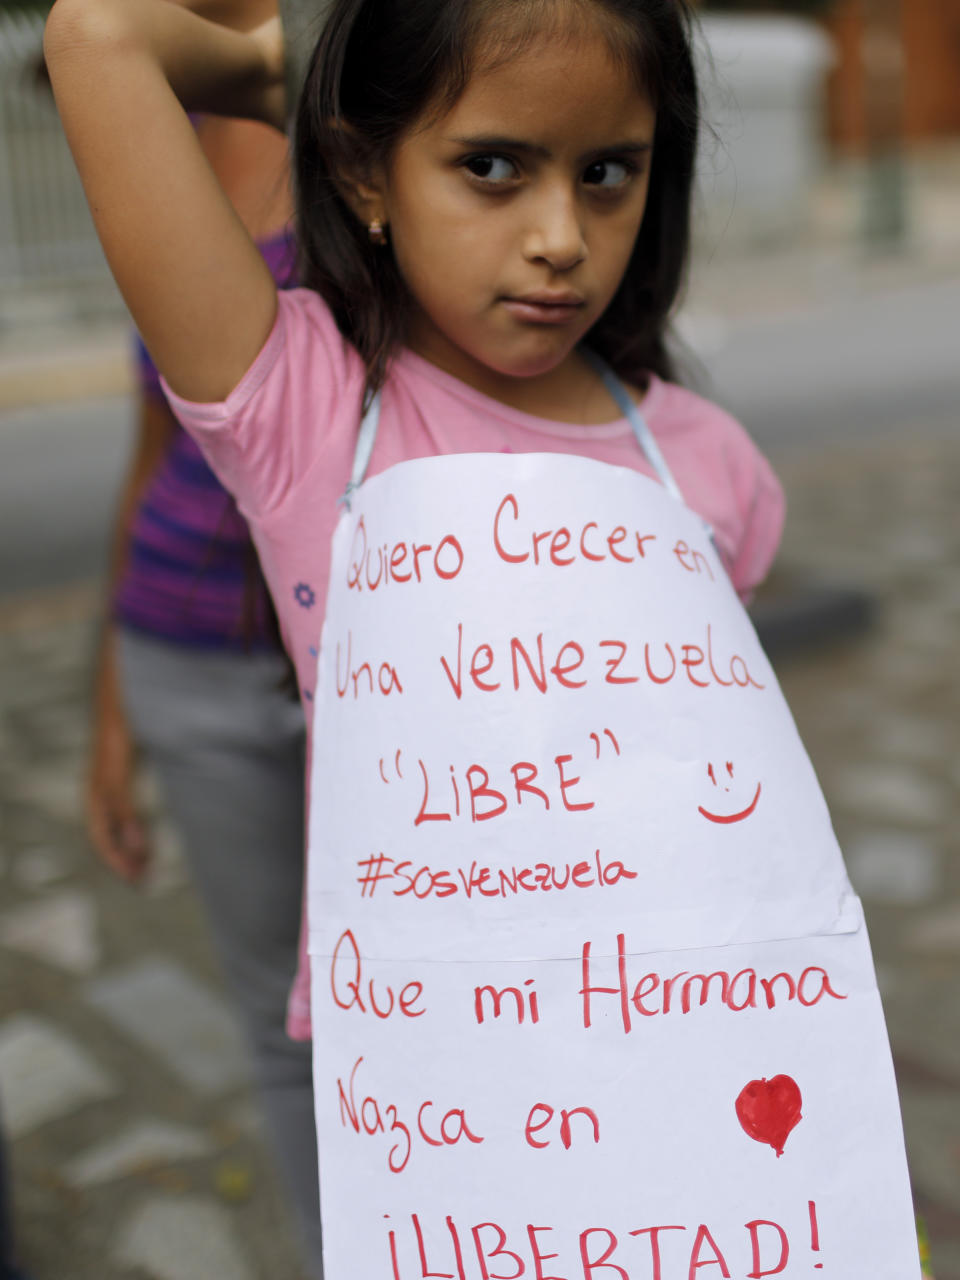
[44,0,131,74]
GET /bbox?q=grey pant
[118,629,322,1276]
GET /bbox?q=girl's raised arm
[44,0,285,402]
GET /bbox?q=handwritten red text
[440,624,763,700]
[385,1205,822,1278]
[329,928,426,1019]
[580,934,847,1032]
[493,492,657,569]
[336,630,403,700]
[347,515,464,592]
[414,752,597,826]
[355,850,638,902]
[337,1057,483,1173]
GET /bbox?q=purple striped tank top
[113,229,297,649]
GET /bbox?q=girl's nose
[522,187,587,272]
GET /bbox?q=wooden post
[860,0,906,244]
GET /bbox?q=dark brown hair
[294,0,699,397]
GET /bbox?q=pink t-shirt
[165,287,785,1039]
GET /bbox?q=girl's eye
[583,159,632,190]
[463,154,518,185]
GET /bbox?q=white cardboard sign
[308,453,920,1279]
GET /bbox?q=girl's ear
[327,122,388,230]
[337,169,387,230]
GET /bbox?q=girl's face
[371,24,657,399]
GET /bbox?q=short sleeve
[161,288,364,522]
[726,444,786,602]
[650,382,786,604]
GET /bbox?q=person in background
[83,2,321,1272]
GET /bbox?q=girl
[45,0,784,1037]
[43,0,811,1266]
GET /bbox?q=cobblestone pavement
[764,430,960,1280]
[0,587,310,1280]
[1,428,959,1279]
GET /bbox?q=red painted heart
[735,1075,803,1157]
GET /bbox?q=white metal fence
[0,5,833,297]
[0,6,113,290]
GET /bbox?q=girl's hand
[87,659,150,883]
[248,15,286,131]
[44,0,281,402]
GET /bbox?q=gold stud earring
[368,218,387,246]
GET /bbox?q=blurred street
[1,158,960,1279]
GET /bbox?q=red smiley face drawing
[698,761,762,825]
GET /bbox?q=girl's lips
[501,296,585,325]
